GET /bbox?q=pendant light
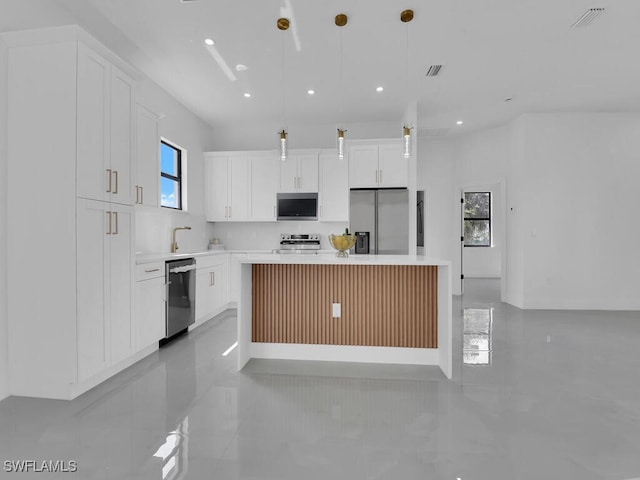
[337,128,346,160]
[279,129,287,161]
[403,125,412,158]
[277,17,289,161]
[336,13,348,160]
[401,9,414,159]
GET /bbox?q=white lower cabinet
[135,263,166,352]
[76,199,135,382]
[195,255,230,324]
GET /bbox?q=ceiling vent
[425,65,443,77]
[571,8,605,28]
[418,127,450,137]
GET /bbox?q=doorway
[458,180,505,300]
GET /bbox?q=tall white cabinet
[5,26,139,400]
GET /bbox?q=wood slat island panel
[252,264,437,348]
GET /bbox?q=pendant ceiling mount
[277,18,290,30]
[335,14,348,27]
[400,9,414,23]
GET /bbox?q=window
[161,140,183,209]
[464,192,491,246]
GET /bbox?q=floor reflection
[154,416,189,480]
[463,307,493,365]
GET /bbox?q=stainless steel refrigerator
[350,188,409,254]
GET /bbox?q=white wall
[505,117,527,307]
[418,138,456,264]
[134,79,216,254]
[518,113,640,309]
[0,40,8,401]
[424,113,640,309]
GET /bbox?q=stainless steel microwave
[277,192,318,221]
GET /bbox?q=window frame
[463,191,492,247]
[160,139,183,210]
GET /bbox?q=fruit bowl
[328,234,356,257]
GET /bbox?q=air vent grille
[426,65,443,77]
[571,8,605,28]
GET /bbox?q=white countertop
[239,253,451,266]
[137,250,451,266]
[135,249,273,264]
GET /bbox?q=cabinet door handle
[212,271,215,285]
[319,205,323,218]
[229,205,232,218]
[113,170,119,194]
[135,185,139,204]
[273,205,276,218]
[106,211,112,235]
[113,211,119,235]
[145,268,160,273]
[140,186,143,204]
[107,169,112,193]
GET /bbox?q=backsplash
[135,207,216,254]
[208,221,348,251]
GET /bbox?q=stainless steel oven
[164,258,196,341]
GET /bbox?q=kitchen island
[237,254,452,378]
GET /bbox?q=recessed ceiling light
[456,120,463,125]
[244,93,251,98]
[236,64,248,72]
[307,89,315,95]
[504,97,513,102]
[204,38,215,46]
[376,86,384,92]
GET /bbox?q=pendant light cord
[281,33,285,130]
[339,27,343,123]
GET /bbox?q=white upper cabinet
[377,142,407,188]
[279,151,319,192]
[76,43,135,205]
[348,140,407,188]
[249,151,278,221]
[134,104,160,207]
[109,66,134,205]
[76,44,109,202]
[204,152,249,221]
[348,144,378,188]
[318,149,349,222]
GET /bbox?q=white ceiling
[5,0,640,135]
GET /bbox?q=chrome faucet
[171,226,192,253]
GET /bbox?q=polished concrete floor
[1,279,640,479]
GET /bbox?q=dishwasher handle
[168,264,196,274]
